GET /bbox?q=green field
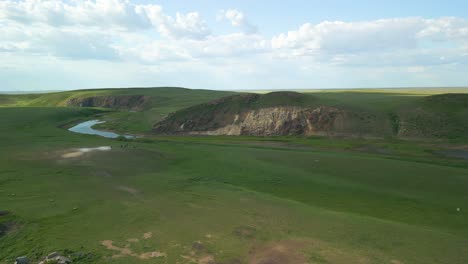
[1,88,468,264]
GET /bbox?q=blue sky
[1,0,468,91]
[152,0,468,31]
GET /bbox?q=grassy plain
[1,88,468,263]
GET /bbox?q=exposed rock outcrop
[154,92,468,138]
[14,256,29,264]
[66,95,149,111]
[38,252,72,264]
[154,105,383,137]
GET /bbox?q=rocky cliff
[181,106,349,136]
[153,92,468,139]
[153,93,388,137]
[66,95,150,111]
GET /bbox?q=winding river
[68,120,135,139]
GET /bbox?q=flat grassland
[1,88,468,264]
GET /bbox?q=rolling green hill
[0,87,234,132]
[153,90,468,140]
[1,104,468,264]
[3,87,468,140]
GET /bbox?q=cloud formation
[1,0,468,90]
[217,9,258,34]
[271,17,468,67]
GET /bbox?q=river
[68,120,135,139]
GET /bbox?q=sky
[1,0,468,91]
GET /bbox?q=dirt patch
[101,240,133,257]
[249,240,307,264]
[101,240,165,260]
[143,232,153,239]
[181,254,215,264]
[180,241,218,264]
[252,239,375,264]
[233,226,256,239]
[139,251,166,259]
[221,259,242,264]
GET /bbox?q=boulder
[38,252,72,264]
[14,256,29,264]
[50,256,71,264]
[46,252,59,259]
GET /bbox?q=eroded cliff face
[154,106,376,136]
[235,106,346,136]
[66,95,150,111]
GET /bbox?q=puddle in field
[68,120,135,139]
[61,146,112,159]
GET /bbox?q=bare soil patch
[181,253,215,264]
[180,240,218,264]
[143,231,153,239]
[233,226,256,239]
[249,240,307,264]
[100,239,165,260]
[127,238,139,243]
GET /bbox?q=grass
[1,88,468,263]
[0,87,234,133]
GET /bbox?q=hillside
[0,87,234,108]
[0,87,235,132]
[1,88,468,263]
[154,91,468,140]
[3,87,468,140]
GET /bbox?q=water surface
[68,120,135,139]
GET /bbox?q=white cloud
[416,17,468,40]
[1,1,468,90]
[115,32,268,64]
[0,0,215,61]
[272,18,424,54]
[0,22,119,60]
[158,12,210,40]
[0,0,211,39]
[271,17,468,68]
[187,33,267,57]
[218,9,257,34]
[0,0,151,29]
